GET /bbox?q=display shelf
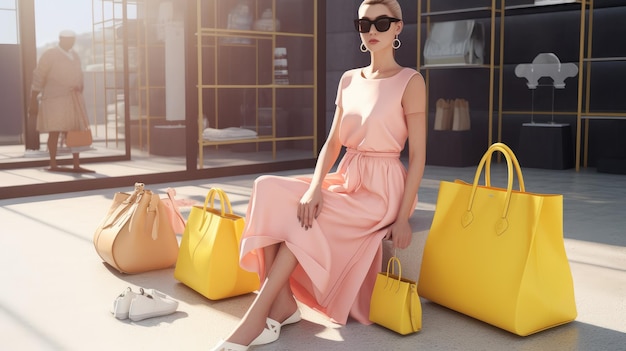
[496,0,588,170]
[421,63,492,70]
[577,0,626,168]
[504,1,584,14]
[195,0,318,169]
[418,0,503,155]
[91,0,129,149]
[133,0,167,152]
[498,0,626,170]
[421,6,495,22]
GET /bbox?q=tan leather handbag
[93,183,179,274]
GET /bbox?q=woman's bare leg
[71,152,93,172]
[224,243,298,346]
[262,244,299,323]
[47,132,60,169]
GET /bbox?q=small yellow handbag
[418,143,577,336]
[369,256,422,335]
[174,188,260,300]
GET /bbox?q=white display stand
[515,53,577,169]
[515,53,578,124]
[165,22,185,121]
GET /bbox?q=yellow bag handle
[203,188,234,216]
[484,143,526,192]
[464,143,520,235]
[384,256,403,292]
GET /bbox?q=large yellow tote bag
[418,143,577,336]
[174,188,260,300]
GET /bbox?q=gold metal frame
[418,0,625,171]
[195,0,318,169]
[417,0,502,149]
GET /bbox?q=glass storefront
[0,0,324,191]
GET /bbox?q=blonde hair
[361,0,403,20]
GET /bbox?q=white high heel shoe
[250,317,281,345]
[212,311,299,350]
[281,309,302,326]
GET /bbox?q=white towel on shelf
[202,127,258,141]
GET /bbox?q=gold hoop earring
[393,36,401,49]
[360,43,368,53]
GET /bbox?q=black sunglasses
[354,16,401,33]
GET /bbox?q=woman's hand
[387,219,413,249]
[298,187,323,230]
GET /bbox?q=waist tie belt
[345,148,400,159]
[340,149,401,192]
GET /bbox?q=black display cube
[517,123,574,170]
[150,124,186,156]
[426,130,485,167]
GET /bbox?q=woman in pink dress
[211,1,426,350]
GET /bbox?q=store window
[1,0,323,190]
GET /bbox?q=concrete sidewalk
[1,165,625,350]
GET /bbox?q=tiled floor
[0,160,625,350]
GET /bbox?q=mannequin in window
[29,30,93,173]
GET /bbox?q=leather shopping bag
[66,91,93,147]
[452,99,471,131]
[161,187,187,235]
[418,143,577,336]
[93,183,179,274]
[370,256,422,335]
[174,188,260,300]
[434,98,453,131]
[65,129,93,147]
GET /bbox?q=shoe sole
[282,310,301,326]
[129,308,177,322]
[114,312,129,320]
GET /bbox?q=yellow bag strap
[464,143,515,235]
[410,283,419,332]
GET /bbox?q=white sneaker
[128,289,179,322]
[111,287,139,320]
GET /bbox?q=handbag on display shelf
[174,188,260,300]
[369,256,422,335]
[433,98,453,131]
[452,99,471,131]
[93,183,179,274]
[418,143,577,336]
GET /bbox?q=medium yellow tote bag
[370,256,422,335]
[418,143,577,336]
[174,188,260,300]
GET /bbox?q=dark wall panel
[0,44,25,140]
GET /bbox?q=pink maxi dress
[240,67,420,325]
